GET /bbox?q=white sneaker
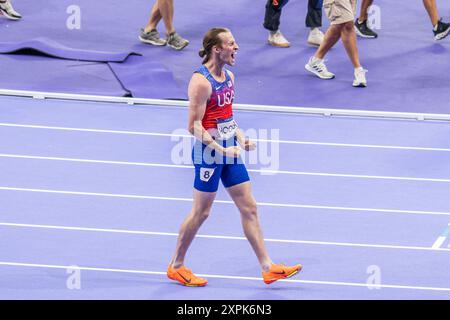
[307,28,324,46]
[353,67,368,87]
[305,56,335,79]
[268,30,290,48]
[0,0,21,20]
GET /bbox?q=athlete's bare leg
[226,181,273,272]
[170,189,216,268]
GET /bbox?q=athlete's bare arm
[188,73,241,157]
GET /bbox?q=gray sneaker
[167,32,189,50]
[139,29,167,46]
[0,0,22,20]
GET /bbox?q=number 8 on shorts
[200,167,215,182]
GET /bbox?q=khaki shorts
[323,0,357,25]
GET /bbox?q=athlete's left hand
[242,138,256,151]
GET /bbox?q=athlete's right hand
[220,146,241,158]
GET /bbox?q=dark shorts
[192,137,250,193]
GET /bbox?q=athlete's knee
[193,207,211,222]
[241,201,258,219]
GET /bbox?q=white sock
[355,66,364,72]
[311,56,323,64]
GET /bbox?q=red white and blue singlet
[191,65,249,192]
[196,65,235,130]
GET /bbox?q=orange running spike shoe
[167,265,208,287]
[262,263,302,284]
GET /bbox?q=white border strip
[2,153,450,183]
[1,89,450,121]
[1,186,450,217]
[1,222,448,252]
[1,261,450,292]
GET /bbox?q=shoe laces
[0,1,12,10]
[359,19,368,28]
[143,29,159,37]
[273,31,287,41]
[356,68,368,75]
[314,59,329,73]
[270,263,286,271]
[311,28,323,37]
[175,266,190,273]
[180,267,201,279]
[355,68,368,81]
[169,33,186,44]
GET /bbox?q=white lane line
[0,154,192,170]
[0,122,190,138]
[1,222,449,252]
[1,186,450,217]
[1,122,450,152]
[431,223,450,249]
[2,153,450,183]
[1,261,450,292]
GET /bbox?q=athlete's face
[217,32,239,66]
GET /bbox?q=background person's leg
[156,0,175,35]
[340,20,367,87]
[140,1,167,46]
[264,0,290,47]
[263,0,290,31]
[144,2,163,33]
[423,0,439,26]
[157,0,190,50]
[422,0,450,40]
[341,21,361,68]
[306,0,325,46]
[305,0,346,79]
[306,0,323,28]
[141,0,188,49]
[355,0,378,38]
[358,0,373,22]
[315,24,343,59]
[305,24,342,80]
